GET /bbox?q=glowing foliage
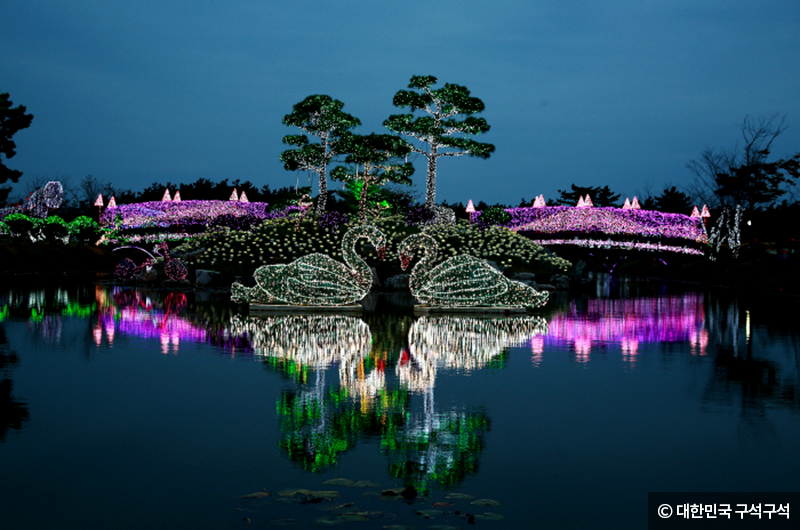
[100,199,271,244]
[503,204,708,253]
[399,233,549,308]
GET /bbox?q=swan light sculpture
[231,224,386,306]
[398,233,549,308]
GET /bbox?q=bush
[4,213,37,240]
[42,216,69,244]
[207,213,261,231]
[69,216,101,244]
[477,206,511,227]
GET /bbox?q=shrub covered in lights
[502,205,709,255]
[177,215,571,278]
[0,213,101,244]
[99,199,274,244]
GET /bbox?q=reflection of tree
[277,385,410,473]
[226,313,511,489]
[386,316,546,492]
[227,314,387,472]
[0,324,29,441]
[701,296,800,441]
[383,408,490,493]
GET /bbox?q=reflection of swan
[231,225,386,305]
[398,315,548,391]
[227,315,371,366]
[398,233,548,308]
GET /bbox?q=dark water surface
[1,279,798,529]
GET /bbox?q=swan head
[350,225,387,261]
[398,233,436,271]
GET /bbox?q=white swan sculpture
[231,225,386,306]
[398,233,549,308]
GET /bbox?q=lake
[1,278,798,529]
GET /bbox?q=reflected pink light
[539,294,705,360]
[100,308,207,352]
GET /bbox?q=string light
[503,204,708,254]
[398,233,549,308]
[231,225,386,306]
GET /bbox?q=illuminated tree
[280,95,361,213]
[330,133,414,223]
[384,76,494,207]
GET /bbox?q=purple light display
[93,289,208,354]
[100,199,276,243]
[499,205,708,254]
[531,293,709,363]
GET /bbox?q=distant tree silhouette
[687,114,800,211]
[0,92,34,185]
[653,186,693,214]
[554,184,621,207]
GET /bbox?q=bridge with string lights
[477,195,711,256]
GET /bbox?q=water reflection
[96,288,207,354]
[1,283,798,492]
[544,294,708,363]
[0,324,29,441]
[401,316,548,390]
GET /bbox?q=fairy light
[100,198,272,243]
[398,233,549,308]
[502,203,708,254]
[231,225,386,306]
[399,315,549,390]
[542,293,706,359]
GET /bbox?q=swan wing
[416,255,512,305]
[284,254,366,305]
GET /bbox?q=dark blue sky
[3,1,799,207]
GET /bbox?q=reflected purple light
[502,205,708,254]
[94,289,207,354]
[539,294,708,361]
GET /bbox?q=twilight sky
[3,0,799,207]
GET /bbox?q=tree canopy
[384,76,494,207]
[687,114,800,211]
[331,133,414,223]
[554,184,621,207]
[279,95,361,213]
[1,92,34,184]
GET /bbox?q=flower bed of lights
[100,199,275,244]
[176,216,572,279]
[498,206,708,254]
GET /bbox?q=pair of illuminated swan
[231,226,548,308]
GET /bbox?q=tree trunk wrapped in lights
[385,76,494,208]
